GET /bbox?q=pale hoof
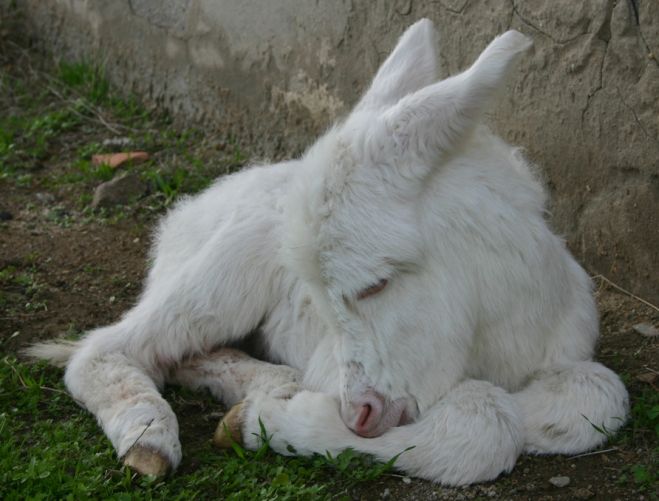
[123,445,171,476]
[213,401,245,449]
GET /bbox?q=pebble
[92,172,147,208]
[102,137,133,148]
[381,488,390,498]
[549,475,570,488]
[35,192,55,204]
[573,487,595,499]
[402,476,412,484]
[633,323,659,338]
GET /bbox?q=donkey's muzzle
[343,389,409,438]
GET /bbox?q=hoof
[123,445,171,476]
[213,401,245,449]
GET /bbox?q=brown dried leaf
[92,151,150,169]
[636,372,658,384]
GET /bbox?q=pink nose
[353,391,385,437]
[345,390,408,438]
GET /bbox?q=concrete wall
[6,0,658,303]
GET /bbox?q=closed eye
[356,278,388,300]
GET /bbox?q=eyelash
[356,278,388,300]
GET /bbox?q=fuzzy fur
[26,19,629,485]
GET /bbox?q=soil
[1,18,657,501]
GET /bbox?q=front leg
[512,360,629,454]
[219,379,524,486]
[171,348,301,407]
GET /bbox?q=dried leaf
[636,372,658,384]
[92,151,149,169]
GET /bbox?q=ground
[0,15,657,501]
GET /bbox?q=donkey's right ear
[356,18,439,111]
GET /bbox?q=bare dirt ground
[1,15,657,501]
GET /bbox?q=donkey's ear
[383,30,532,162]
[357,18,439,111]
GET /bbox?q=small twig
[384,472,407,479]
[6,359,29,388]
[592,274,659,313]
[123,419,155,456]
[568,447,618,460]
[642,366,659,375]
[41,78,126,136]
[4,358,69,396]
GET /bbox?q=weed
[145,168,188,205]
[0,266,47,314]
[631,388,659,437]
[57,61,110,105]
[320,446,413,484]
[0,358,399,499]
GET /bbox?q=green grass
[0,265,47,316]
[1,49,246,222]
[0,358,399,500]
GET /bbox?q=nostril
[357,404,372,429]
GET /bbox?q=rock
[91,172,146,208]
[102,137,133,148]
[549,476,570,488]
[633,323,659,338]
[402,476,412,484]
[35,192,55,204]
[0,210,13,221]
[574,487,595,499]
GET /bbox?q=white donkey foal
[28,19,629,485]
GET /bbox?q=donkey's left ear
[356,18,439,111]
[383,30,532,163]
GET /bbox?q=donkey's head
[284,19,531,437]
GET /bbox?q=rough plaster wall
[5,0,658,303]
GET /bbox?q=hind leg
[511,360,629,454]
[221,379,524,485]
[65,333,180,475]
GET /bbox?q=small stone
[91,172,146,208]
[381,488,391,498]
[35,192,55,204]
[574,487,595,499]
[102,137,133,148]
[402,476,412,484]
[633,323,659,338]
[549,476,570,488]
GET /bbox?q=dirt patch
[1,16,657,501]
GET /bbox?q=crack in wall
[580,7,613,126]
[437,0,470,15]
[580,51,607,126]
[511,1,584,45]
[616,86,659,147]
[627,0,658,67]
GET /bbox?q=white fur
[26,19,629,485]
